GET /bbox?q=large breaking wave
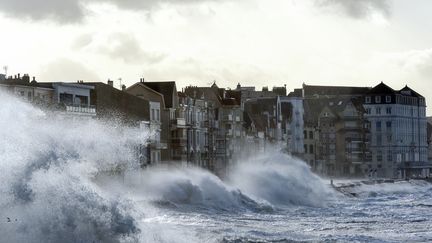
[0,91,146,242]
[0,90,334,242]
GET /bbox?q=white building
[364,82,429,178]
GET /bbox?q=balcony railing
[65,104,96,115]
[171,118,186,126]
[150,140,168,149]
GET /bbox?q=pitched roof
[141,81,177,108]
[398,85,424,98]
[184,86,222,106]
[368,82,395,94]
[303,84,371,97]
[304,96,364,124]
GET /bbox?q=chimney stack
[121,84,126,91]
[22,74,30,83]
[107,79,114,87]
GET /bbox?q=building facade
[363,83,429,178]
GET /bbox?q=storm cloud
[0,0,222,23]
[316,0,391,19]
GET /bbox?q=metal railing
[65,104,96,114]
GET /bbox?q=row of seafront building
[1,73,431,179]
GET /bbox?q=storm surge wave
[0,91,334,242]
[229,153,334,207]
[0,91,146,243]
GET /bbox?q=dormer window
[386,96,391,103]
[375,96,381,103]
[365,96,371,103]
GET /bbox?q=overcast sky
[0,0,431,114]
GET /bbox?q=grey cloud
[39,58,100,81]
[98,33,166,64]
[0,0,222,23]
[316,0,391,19]
[0,0,85,23]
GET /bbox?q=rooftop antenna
[3,65,8,76]
[118,78,122,90]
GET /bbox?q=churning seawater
[1,91,431,243]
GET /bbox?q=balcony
[65,104,96,116]
[150,140,168,150]
[171,118,187,128]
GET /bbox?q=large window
[376,121,382,131]
[376,107,381,115]
[386,96,391,103]
[365,96,371,103]
[377,135,382,145]
[375,96,381,103]
[386,121,392,129]
[377,151,383,161]
[59,93,73,105]
[386,107,392,114]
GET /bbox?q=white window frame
[375,96,381,103]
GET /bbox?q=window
[156,109,160,121]
[377,151,383,161]
[386,121,392,129]
[376,107,381,115]
[309,131,314,139]
[375,96,381,103]
[309,145,314,154]
[386,96,391,103]
[387,152,392,162]
[387,134,392,143]
[304,145,308,153]
[365,96,371,103]
[386,107,392,114]
[151,109,155,120]
[377,135,382,145]
[376,121,382,131]
[366,108,371,114]
[304,130,307,138]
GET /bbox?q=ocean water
[1,91,431,243]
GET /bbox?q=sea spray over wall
[106,152,333,212]
[229,152,334,207]
[125,167,272,212]
[0,91,146,242]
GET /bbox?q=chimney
[22,74,30,83]
[107,79,114,87]
[121,84,126,91]
[17,73,20,79]
[32,76,36,82]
